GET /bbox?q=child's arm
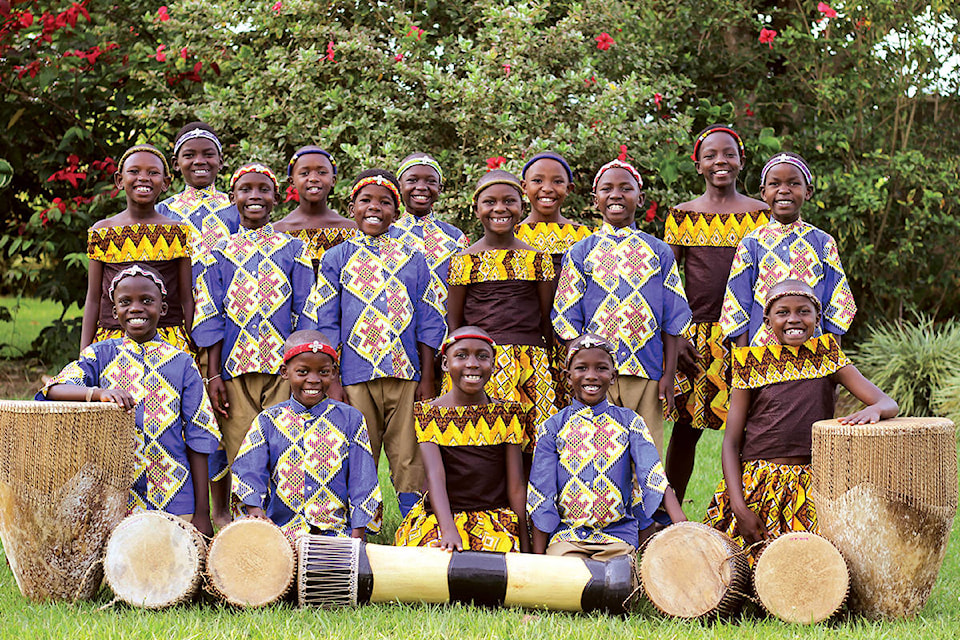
[527,421,561,555]
[180,358,222,537]
[505,443,531,553]
[45,384,136,411]
[290,240,319,332]
[659,332,679,412]
[419,441,462,551]
[720,240,756,345]
[537,280,555,352]
[177,256,194,340]
[346,414,382,541]
[446,284,466,332]
[551,251,587,343]
[80,259,104,350]
[206,340,229,418]
[231,414,274,521]
[186,447,213,537]
[671,243,704,378]
[660,486,687,523]
[834,365,898,424]
[721,387,768,544]
[416,343,436,401]
[532,527,551,555]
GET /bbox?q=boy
[231,330,382,541]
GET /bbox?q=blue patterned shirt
[392,212,469,299]
[156,185,240,279]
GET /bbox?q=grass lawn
[0,296,81,359]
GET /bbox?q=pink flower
[595,32,614,51]
[157,6,170,22]
[394,52,404,62]
[272,1,282,14]
[817,2,837,18]
[502,63,511,76]
[617,144,628,162]
[759,28,777,49]
[486,156,506,171]
[653,92,663,108]
[155,44,166,62]
[326,41,335,62]
[407,25,424,40]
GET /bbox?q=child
[720,152,856,347]
[81,144,193,353]
[40,265,221,537]
[552,159,692,456]
[231,330,382,542]
[192,163,318,526]
[663,125,770,501]
[528,334,687,559]
[447,169,557,456]
[395,326,530,553]
[274,146,357,270]
[516,151,592,406]
[705,280,897,551]
[314,168,446,516]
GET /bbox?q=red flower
[817,2,837,18]
[157,6,170,22]
[585,76,596,86]
[285,185,299,203]
[180,46,188,60]
[272,1,282,14]
[617,144,628,162]
[759,28,777,49]
[155,45,166,62]
[486,156,506,171]
[394,52,404,62]
[645,201,658,222]
[326,41,335,62]
[407,25,424,40]
[502,63,511,76]
[19,12,34,28]
[745,102,755,117]
[653,92,663,108]
[595,32,614,51]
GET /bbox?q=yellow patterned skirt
[703,459,819,559]
[95,325,193,355]
[665,322,730,430]
[394,498,520,552]
[549,341,571,409]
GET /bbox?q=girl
[663,125,770,502]
[81,144,193,353]
[705,279,897,552]
[446,170,556,456]
[395,327,530,552]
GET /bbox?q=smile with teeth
[302,389,322,395]
[411,195,430,202]
[134,186,152,193]
[582,384,601,393]
[606,204,625,212]
[193,169,209,175]
[462,374,482,382]
[126,318,148,326]
[784,328,806,335]
[246,204,264,211]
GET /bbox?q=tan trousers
[608,375,664,457]
[345,377,424,493]
[546,539,636,561]
[219,372,290,462]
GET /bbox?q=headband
[350,174,401,207]
[173,128,222,158]
[521,152,573,182]
[396,156,444,185]
[691,127,745,161]
[118,145,171,177]
[472,178,523,203]
[592,159,643,192]
[760,153,814,187]
[283,340,340,364]
[108,265,167,300]
[440,332,498,357]
[286,148,337,178]
[763,289,822,316]
[565,334,617,368]
[230,163,280,193]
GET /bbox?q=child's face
[111,276,166,343]
[522,159,571,218]
[116,152,170,206]
[442,339,495,396]
[292,155,336,205]
[764,295,819,346]
[476,184,522,236]
[399,165,441,217]
[760,163,812,225]
[695,132,742,189]
[232,172,276,228]
[175,138,221,189]
[566,347,616,406]
[594,168,643,228]
[350,184,396,236]
[281,351,337,408]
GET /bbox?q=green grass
[0,296,82,358]
[2,424,958,638]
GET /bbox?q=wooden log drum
[206,518,296,607]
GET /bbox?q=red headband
[440,333,497,356]
[283,340,339,364]
[691,127,745,161]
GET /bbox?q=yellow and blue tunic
[156,184,239,278]
[286,226,357,272]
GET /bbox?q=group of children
[38,121,898,569]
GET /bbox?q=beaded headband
[691,126,745,161]
[397,156,444,185]
[287,148,337,178]
[472,177,523,203]
[283,340,339,364]
[118,145,171,177]
[173,128,222,158]
[566,334,617,367]
[350,174,401,207]
[760,153,814,187]
[521,152,573,182]
[108,265,167,300]
[440,332,498,357]
[230,163,280,193]
[592,159,643,192]
[763,289,822,316]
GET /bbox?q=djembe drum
[812,417,958,619]
[0,400,136,602]
[298,535,633,613]
[206,518,296,607]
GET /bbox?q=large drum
[103,511,207,608]
[812,417,958,619]
[0,400,136,602]
[298,535,633,613]
[206,518,296,607]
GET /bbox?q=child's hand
[677,337,705,378]
[193,512,214,538]
[208,377,230,418]
[99,388,136,412]
[733,506,769,545]
[438,529,464,552]
[658,377,676,413]
[837,407,882,425]
[244,506,270,522]
[415,377,434,402]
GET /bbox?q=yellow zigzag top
[447,249,554,285]
[287,227,357,260]
[731,334,850,389]
[87,223,192,262]
[414,401,526,447]
[664,208,769,248]
[515,222,592,254]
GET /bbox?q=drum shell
[206,518,296,607]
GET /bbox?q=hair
[760,151,813,187]
[521,151,573,182]
[565,332,617,368]
[172,121,222,160]
[229,163,279,194]
[691,124,745,161]
[118,144,171,177]
[175,121,217,144]
[763,279,822,316]
[287,145,337,178]
[472,169,523,203]
[108,264,166,301]
[396,153,443,185]
[350,168,401,209]
[591,159,642,192]
[283,329,333,353]
[441,325,497,357]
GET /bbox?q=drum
[206,518,295,607]
[103,511,206,608]
[812,417,958,619]
[297,535,633,613]
[0,400,136,602]
[639,521,750,619]
[754,532,849,623]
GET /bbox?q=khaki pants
[345,377,424,493]
[608,375,663,457]
[219,372,290,462]
[546,539,636,561]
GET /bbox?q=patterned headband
[287,148,337,178]
[108,265,167,300]
[760,153,814,186]
[173,128,222,157]
[440,332,498,357]
[566,334,617,367]
[763,288,822,316]
[397,156,444,185]
[472,178,523,203]
[283,340,339,364]
[350,174,401,207]
[118,145,171,177]
[691,127,745,161]
[521,153,573,182]
[592,159,643,192]
[230,163,280,193]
